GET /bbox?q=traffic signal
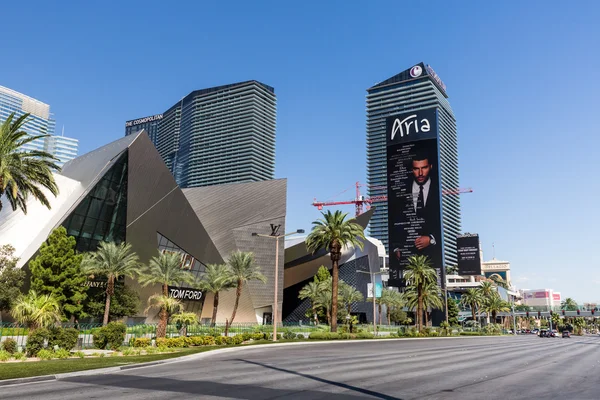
[538,311,541,318]
[592,309,595,315]
[577,309,581,315]
[562,310,565,316]
[550,310,553,316]
[526,311,529,318]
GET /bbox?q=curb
[0,335,511,385]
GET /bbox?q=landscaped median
[0,323,506,382]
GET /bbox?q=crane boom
[312,182,473,216]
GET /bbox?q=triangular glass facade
[62,152,128,252]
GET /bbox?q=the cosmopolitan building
[125,80,276,188]
[125,114,163,144]
[366,63,461,266]
[0,85,78,167]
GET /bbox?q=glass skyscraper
[0,85,78,167]
[366,63,461,267]
[125,80,276,188]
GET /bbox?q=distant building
[0,85,78,166]
[481,258,511,286]
[125,80,276,188]
[521,289,560,311]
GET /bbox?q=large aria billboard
[386,108,444,288]
[456,234,481,275]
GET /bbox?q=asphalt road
[2,335,599,399]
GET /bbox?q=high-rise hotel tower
[366,63,461,267]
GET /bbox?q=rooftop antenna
[61,125,65,137]
[492,242,496,259]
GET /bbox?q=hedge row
[308,332,375,340]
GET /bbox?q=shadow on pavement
[61,373,389,399]
[236,358,402,400]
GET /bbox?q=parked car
[531,329,539,335]
[562,331,571,338]
[539,329,548,337]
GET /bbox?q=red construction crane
[312,182,473,217]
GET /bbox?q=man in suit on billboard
[410,151,439,252]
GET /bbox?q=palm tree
[139,251,196,337]
[316,288,333,325]
[339,281,364,318]
[561,297,578,311]
[11,290,62,329]
[445,265,458,275]
[170,311,198,337]
[379,289,397,325]
[81,241,142,325]
[403,255,438,331]
[299,281,324,325]
[305,210,365,332]
[478,281,497,323]
[145,295,183,336]
[489,275,509,289]
[0,113,60,214]
[460,288,484,323]
[421,281,444,327]
[196,263,234,327]
[225,251,266,335]
[483,296,510,322]
[386,290,405,326]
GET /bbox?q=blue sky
[1,1,599,302]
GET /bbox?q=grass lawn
[0,346,226,381]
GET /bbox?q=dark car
[539,329,548,337]
[562,331,571,338]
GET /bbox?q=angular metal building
[0,131,286,323]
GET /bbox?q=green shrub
[37,349,55,360]
[459,331,483,336]
[0,350,10,361]
[356,332,374,339]
[282,330,296,340]
[251,332,267,341]
[13,351,27,361]
[190,336,204,346]
[296,333,305,339]
[2,338,18,354]
[26,328,50,357]
[93,322,127,350]
[339,333,355,339]
[155,338,168,347]
[232,335,244,345]
[74,351,85,358]
[49,327,79,350]
[54,349,71,359]
[309,332,327,340]
[133,338,151,348]
[203,336,216,346]
[241,332,252,341]
[157,346,169,353]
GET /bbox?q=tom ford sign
[168,286,203,301]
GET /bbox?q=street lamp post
[356,270,385,336]
[252,228,304,341]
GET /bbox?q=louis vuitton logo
[270,224,281,236]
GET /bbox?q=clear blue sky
[2,1,599,302]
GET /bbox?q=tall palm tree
[145,294,183,337]
[561,297,578,311]
[403,255,438,331]
[489,275,509,289]
[379,289,397,325]
[11,290,62,329]
[299,281,324,325]
[460,288,483,323]
[225,251,266,334]
[421,281,444,327]
[478,281,497,323]
[0,113,60,213]
[170,311,198,337]
[339,281,364,318]
[483,296,510,322]
[139,251,196,337]
[386,290,404,326]
[305,210,365,332]
[196,263,234,327]
[80,241,142,325]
